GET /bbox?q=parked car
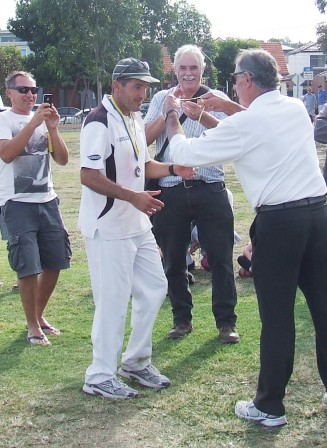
[140,102,150,118]
[74,108,93,121]
[58,106,82,124]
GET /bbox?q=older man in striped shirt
[144,44,239,343]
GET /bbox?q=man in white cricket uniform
[79,58,194,400]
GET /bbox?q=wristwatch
[162,109,179,121]
[169,164,177,176]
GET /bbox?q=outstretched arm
[199,92,246,115]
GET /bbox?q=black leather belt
[256,194,327,213]
[177,180,225,189]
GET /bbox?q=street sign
[303,67,313,80]
[292,74,304,85]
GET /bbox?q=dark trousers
[153,182,237,328]
[251,202,327,416]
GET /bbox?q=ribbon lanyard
[110,97,139,161]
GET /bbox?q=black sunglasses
[114,60,150,80]
[11,86,39,94]
[230,71,253,85]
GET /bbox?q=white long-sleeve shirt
[170,90,326,210]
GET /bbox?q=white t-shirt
[78,95,152,240]
[170,90,327,210]
[0,110,56,206]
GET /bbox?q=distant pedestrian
[314,102,327,183]
[302,87,317,123]
[317,85,327,112]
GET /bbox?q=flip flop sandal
[26,334,51,346]
[41,325,61,336]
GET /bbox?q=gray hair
[5,71,35,89]
[174,45,205,71]
[235,49,280,90]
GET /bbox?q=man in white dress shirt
[165,48,327,427]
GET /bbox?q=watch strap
[164,108,179,120]
[168,164,177,176]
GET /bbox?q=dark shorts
[0,207,9,240]
[2,198,72,278]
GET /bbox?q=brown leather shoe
[168,322,193,339]
[219,326,240,344]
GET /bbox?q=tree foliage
[164,0,213,57]
[317,23,327,55]
[315,1,327,54]
[8,0,217,100]
[214,38,260,96]
[316,0,327,13]
[141,0,171,42]
[0,46,24,105]
[9,0,143,100]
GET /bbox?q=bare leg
[36,270,60,327]
[19,269,60,338]
[19,274,43,337]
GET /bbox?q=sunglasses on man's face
[10,86,39,94]
[230,71,253,85]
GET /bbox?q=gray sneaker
[235,400,287,427]
[83,377,138,400]
[118,364,171,389]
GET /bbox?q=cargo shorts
[2,198,71,279]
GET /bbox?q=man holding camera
[0,70,71,346]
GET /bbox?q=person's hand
[199,92,245,115]
[163,94,181,113]
[129,190,165,217]
[44,104,60,129]
[173,165,197,179]
[181,101,204,121]
[30,103,55,128]
[198,92,228,112]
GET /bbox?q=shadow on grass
[0,381,150,448]
[240,417,327,448]
[241,423,286,447]
[0,289,19,301]
[152,333,231,386]
[0,331,27,375]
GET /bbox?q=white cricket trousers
[84,229,167,385]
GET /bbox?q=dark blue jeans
[153,181,237,328]
[251,201,327,416]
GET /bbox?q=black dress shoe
[167,322,193,339]
[219,326,240,344]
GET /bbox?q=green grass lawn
[0,131,326,447]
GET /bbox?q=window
[310,54,326,68]
[0,37,16,42]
